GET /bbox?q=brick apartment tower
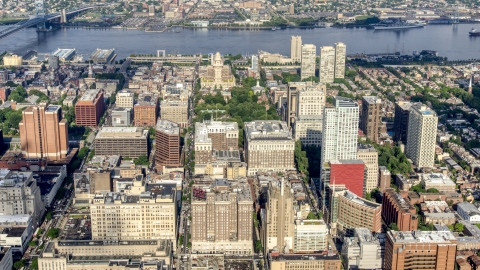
[75,89,105,127]
[360,96,382,142]
[134,93,159,127]
[155,119,181,170]
[19,104,69,160]
[384,230,457,270]
[382,188,418,231]
[378,166,391,193]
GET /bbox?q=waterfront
[1,23,479,60]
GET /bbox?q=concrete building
[251,55,259,71]
[382,188,418,231]
[322,160,366,197]
[38,239,172,270]
[406,103,438,168]
[89,48,115,64]
[48,55,59,70]
[191,181,253,254]
[0,169,45,227]
[155,120,181,170]
[319,46,335,84]
[116,90,134,109]
[268,252,342,270]
[293,219,328,253]
[75,89,105,127]
[200,52,236,89]
[19,104,69,161]
[420,173,456,192]
[290,36,302,63]
[342,228,385,270]
[0,247,12,270]
[360,96,382,142]
[94,127,149,159]
[378,166,391,192]
[336,190,382,233]
[357,144,378,193]
[160,99,188,128]
[300,44,316,80]
[134,93,159,127]
[285,81,322,127]
[334,42,346,79]
[90,183,177,243]
[393,101,411,143]
[319,96,359,193]
[111,107,132,127]
[51,48,76,62]
[73,169,113,203]
[3,54,22,67]
[384,230,457,270]
[244,121,295,175]
[293,83,326,146]
[0,225,34,254]
[264,179,295,253]
[457,202,480,224]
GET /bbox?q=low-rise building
[293,219,328,253]
[268,252,342,270]
[420,173,456,192]
[134,93,159,127]
[342,228,385,270]
[457,202,480,224]
[111,107,133,127]
[94,127,149,159]
[0,247,12,270]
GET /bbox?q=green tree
[426,188,440,193]
[255,240,263,251]
[30,258,39,270]
[307,212,318,219]
[29,240,38,247]
[455,222,464,232]
[77,147,89,160]
[47,228,60,239]
[134,155,150,165]
[388,223,399,231]
[9,85,27,102]
[28,89,49,102]
[45,211,53,221]
[13,260,25,269]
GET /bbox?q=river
[0,23,479,60]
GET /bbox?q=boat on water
[469,28,480,36]
[374,22,424,30]
[271,27,280,31]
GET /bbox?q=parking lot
[191,254,224,270]
[225,260,254,270]
[63,215,92,240]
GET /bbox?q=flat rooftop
[156,119,180,135]
[96,127,148,139]
[388,230,456,244]
[136,93,158,106]
[79,89,101,102]
[90,48,114,59]
[58,239,162,247]
[342,190,381,209]
[244,120,292,141]
[363,96,382,104]
[422,173,455,185]
[270,252,340,261]
[52,48,75,58]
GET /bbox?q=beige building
[116,90,135,108]
[319,46,335,84]
[19,104,69,161]
[191,180,253,254]
[0,169,45,226]
[3,54,22,67]
[244,121,295,175]
[293,83,326,146]
[300,44,316,80]
[357,144,379,193]
[290,36,302,63]
[94,127,149,159]
[294,219,328,253]
[160,99,188,127]
[269,252,342,270]
[38,239,172,270]
[194,121,239,165]
[90,181,177,244]
[264,179,295,253]
[406,103,438,168]
[360,96,382,142]
[334,42,346,79]
[200,52,236,89]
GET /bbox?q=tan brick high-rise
[384,230,457,270]
[75,89,105,127]
[134,93,159,127]
[360,96,382,142]
[19,104,69,160]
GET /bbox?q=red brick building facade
[382,188,418,231]
[75,89,105,127]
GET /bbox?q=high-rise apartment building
[155,120,181,170]
[0,169,45,226]
[360,96,382,142]
[406,103,438,168]
[116,90,135,109]
[357,144,378,193]
[75,89,105,127]
[94,127,149,159]
[134,93,159,127]
[264,179,295,253]
[382,188,418,231]
[191,181,253,254]
[384,230,457,270]
[336,190,382,233]
[90,182,177,243]
[290,36,302,63]
[160,99,188,127]
[319,97,359,191]
[293,83,326,146]
[244,121,295,175]
[378,166,391,192]
[300,44,316,80]
[251,55,259,71]
[334,42,346,79]
[319,46,335,84]
[393,101,411,143]
[19,104,69,160]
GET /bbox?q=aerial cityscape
[1,0,480,269]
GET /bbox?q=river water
[0,23,479,60]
